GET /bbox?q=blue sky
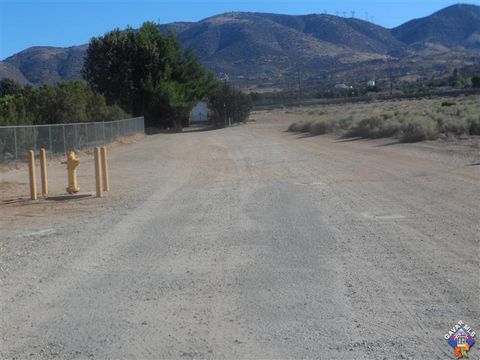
[1,0,479,59]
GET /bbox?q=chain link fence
[0,117,144,163]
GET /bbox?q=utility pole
[224,102,227,126]
[389,66,394,96]
[297,67,302,99]
[224,76,227,126]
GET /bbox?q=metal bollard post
[27,150,37,200]
[100,146,109,192]
[94,147,103,198]
[40,148,48,198]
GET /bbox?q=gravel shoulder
[1,111,479,359]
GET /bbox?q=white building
[190,101,208,123]
[333,84,353,92]
[217,72,229,82]
[367,80,376,87]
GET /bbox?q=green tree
[0,81,126,126]
[472,75,480,88]
[0,95,19,125]
[450,69,467,89]
[83,22,215,129]
[0,78,22,98]
[209,82,251,127]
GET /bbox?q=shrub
[438,117,469,135]
[466,116,480,135]
[288,121,311,132]
[287,122,298,131]
[310,119,333,135]
[382,112,394,120]
[348,116,384,138]
[378,119,402,138]
[441,101,456,107]
[401,116,439,142]
[337,116,354,130]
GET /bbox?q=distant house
[217,72,229,82]
[190,101,208,123]
[367,80,376,87]
[333,83,352,91]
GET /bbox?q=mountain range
[1,3,479,89]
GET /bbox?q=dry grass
[287,95,480,142]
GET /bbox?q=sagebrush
[287,95,480,142]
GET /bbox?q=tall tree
[472,75,480,88]
[83,22,216,129]
[0,78,22,98]
[0,81,125,126]
[208,82,251,127]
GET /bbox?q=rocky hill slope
[2,4,479,88]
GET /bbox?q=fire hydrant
[66,151,80,193]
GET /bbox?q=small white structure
[190,101,208,123]
[217,72,229,82]
[333,83,349,91]
[367,80,376,87]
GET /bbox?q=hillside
[0,61,31,85]
[392,4,480,49]
[3,45,87,85]
[169,12,410,84]
[2,4,480,88]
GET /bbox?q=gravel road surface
[1,111,479,359]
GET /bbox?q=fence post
[74,124,78,151]
[62,125,66,155]
[28,150,37,200]
[49,126,53,154]
[33,127,37,154]
[94,147,103,198]
[100,146,109,192]
[14,127,18,161]
[102,121,106,144]
[94,123,98,145]
[40,148,48,197]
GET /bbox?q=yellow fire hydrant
[66,151,80,194]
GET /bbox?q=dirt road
[1,111,479,359]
